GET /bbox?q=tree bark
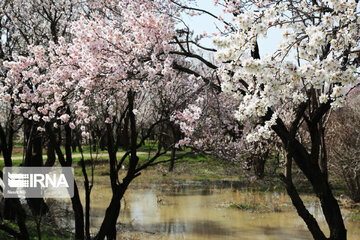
[169,147,176,172]
[95,91,139,239]
[0,125,29,238]
[45,123,84,239]
[269,110,347,240]
[72,181,85,240]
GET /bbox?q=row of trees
[0,0,359,239]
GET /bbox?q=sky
[180,0,283,58]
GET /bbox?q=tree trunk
[0,125,29,238]
[282,177,327,240]
[72,181,85,240]
[45,140,56,166]
[286,145,347,240]
[85,187,91,240]
[45,123,85,239]
[25,130,49,216]
[79,146,92,240]
[317,184,347,240]
[253,156,266,179]
[95,91,139,239]
[169,147,176,172]
[267,107,347,240]
[280,153,327,240]
[94,185,122,240]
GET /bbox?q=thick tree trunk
[25,130,49,216]
[267,106,347,240]
[94,185,122,240]
[286,146,347,240]
[3,199,16,220]
[280,153,327,240]
[291,145,347,240]
[282,178,327,240]
[6,198,30,240]
[15,199,29,240]
[72,181,85,240]
[45,140,56,166]
[317,184,347,240]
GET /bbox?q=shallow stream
[55,180,360,239]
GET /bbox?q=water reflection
[55,180,360,239]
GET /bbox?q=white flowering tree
[210,0,360,239]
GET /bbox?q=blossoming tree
[210,0,360,239]
[2,0,359,239]
[0,1,85,238]
[3,0,185,238]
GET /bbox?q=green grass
[348,205,360,221]
[229,202,269,211]
[350,212,360,221]
[0,219,71,240]
[8,140,176,157]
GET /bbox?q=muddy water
[57,180,360,239]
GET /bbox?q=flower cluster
[2,0,179,140]
[171,101,202,136]
[213,0,360,142]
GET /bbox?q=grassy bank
[2,147,350,195]
[0,219,71,240]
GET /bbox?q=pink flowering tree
[61,1,182,238]
[171,79,282,179]
[0,0,83,168]
[0,1,86,238]
[168,1,280,179]
[2,0,196,237]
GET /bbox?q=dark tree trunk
[99,135,106,151]
[252,151,268,179]
[169,147,176,172]
[85,186,91,240]
[169,124,180,172]
[94,124,128,240]
[45,123,85,239]
[14,199,29,240]
[45,140,56,166]
[280,153,327,240]
[72,181,85,240]
[268,105,347,240]
[281,176,327,240]
[3,198,29,240]
[95,91,139,239]
[3,199,16,220]
[0,125,29,238]
[79,143,92,240]
[94,185,122,240]
[24,127,49,216]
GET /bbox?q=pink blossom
[59,114,70,123]
[105,117,112,124]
